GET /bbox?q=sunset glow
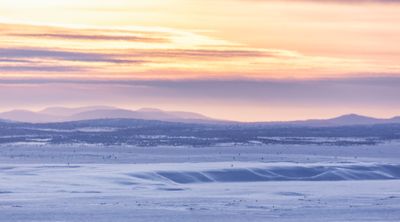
[1,0,400,121]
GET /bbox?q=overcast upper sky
[0,0,399,121]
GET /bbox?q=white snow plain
[0,142,400,221]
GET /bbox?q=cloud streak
[124,49,271,59]
[0,48,144,64]
[11,33,168,43]
[0,18,399,79]
[0,22,307,77]
[0,65,85,72]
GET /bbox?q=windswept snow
[0,143,400,221]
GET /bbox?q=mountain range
[0,106,400,126]
[0,106,214,124]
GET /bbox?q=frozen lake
[1,143,400,221]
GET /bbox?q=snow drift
[129,163,400,184]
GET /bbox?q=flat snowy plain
[1,143,400,221]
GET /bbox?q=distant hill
[39,106,116,117]
[0,106,216,123]
[1,107,399,126]
[285,114,400,127]
[249,114,400,127]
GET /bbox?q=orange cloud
[1,22,399,81]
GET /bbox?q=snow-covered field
[1,143,400,221]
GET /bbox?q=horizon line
[0,105,398,123]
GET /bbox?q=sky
[0,0,400,121]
